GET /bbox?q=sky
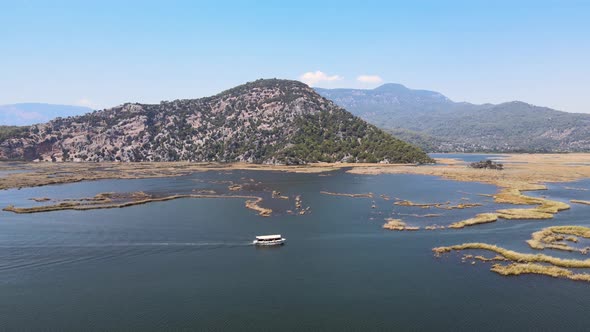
[1,0,589,113]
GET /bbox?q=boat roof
[256,234,282,240]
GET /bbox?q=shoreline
[3,153,590,192]
[0,161,405,191]
[0,161,343,191]
[2,155,589,221]
[348,153,590,187]
[2,154,589,228]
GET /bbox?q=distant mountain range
[0,103,92,126]
[0,79,432,164]
[6,82,587,155]
[316,84,590,152]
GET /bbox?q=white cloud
[299,71,343,86]
[76,98,95,108]
[357,75,383,84]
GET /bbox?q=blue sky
[1,0,589,112]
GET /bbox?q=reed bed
[527,226,590,253]
[395,213,442,218]
[491,263,590,282]
[394,200,448,208]
[3,192,273,217]
[435,225,590,283]
[473,255,508,262]
[394,200,480,210]
[482,187,570,220]
[0,161,347,191]
[449,213,498,229]
[320,191,373,198]
[382,218,420,231]
[438,203,482,210]
[433,242,590,268]
[495,209,554,220]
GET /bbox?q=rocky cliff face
[0,79,433,164]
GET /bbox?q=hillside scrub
[0,79,433,165]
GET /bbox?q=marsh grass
[438,203,482,210]
[449,213,498,229]
[446,186,569,229]
[495,209,554,220]
[433,242,590,268]
[474,255,508,262]
[394,200,448,208]
[320,191,373,198]
[493,188,570,220]
[396,213,442,218]
[393,200,481,210]
[491,263,590,282]
[435,224,590,283]
[527,226,590,253]
[349,154,590,188]
[0,162,349,191]
[3,192,273,217]
[382,218,420,231]
[350,154,588,228]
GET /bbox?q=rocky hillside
[316,84,590,152]
[0,79,433,164]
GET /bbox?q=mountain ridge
[0,79,433,164]
[316,84,590,152]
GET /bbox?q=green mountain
[316,84,590,152]
[0,79,433,164]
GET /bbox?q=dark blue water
[0,170,589,331]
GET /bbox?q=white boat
[253,234,286,246]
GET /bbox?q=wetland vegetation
[2,153,590,285]
[434,226,590,283]
[3,192,274,217]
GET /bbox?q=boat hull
[253,238,286,246]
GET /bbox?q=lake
[0,168,589,331]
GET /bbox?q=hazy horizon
[2,80,584,115]
[1,1,589,113]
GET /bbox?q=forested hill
[316,84,590,152]
[0,79,433,164]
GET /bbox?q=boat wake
[0,241,254,249]
[0,241,255,273]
